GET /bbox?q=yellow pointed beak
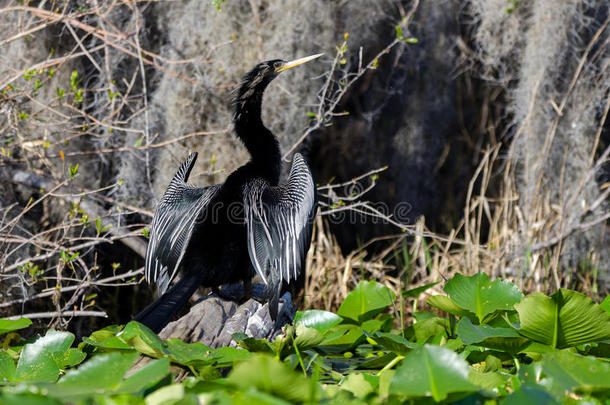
[276,53,324,73]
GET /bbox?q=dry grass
[305,138,608,314]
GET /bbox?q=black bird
[134,54,322,333]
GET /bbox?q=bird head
[236,54,324,102]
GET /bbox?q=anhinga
[134,54,322,333]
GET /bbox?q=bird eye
[274,61,282,69]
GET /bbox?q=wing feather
[144,152,220,294]
[244,153,317,298]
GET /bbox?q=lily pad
[294,310,342,333]
[457,318,529,352]
[514,289,610,348]
[389,344,478,401]
[0,318,32,336]
[444,273,523,323]
[337,281,396,324]
[541,351,610,394]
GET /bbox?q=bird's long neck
[234,87,281,184]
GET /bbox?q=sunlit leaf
[501,385,559,405]
[293,310,342,332]
[115,358,170,394]
[15,330,74,382]
[402,282,439,298]
[444,273,523,322]
[226,354,319,403]
[0,318,32,336]
[337,281,396,324]
[427,295,476,319]
[514,289,610,348]
[390,344,478,401]
[542,351,610,394]
[457,318,529,352]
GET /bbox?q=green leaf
[293,310,342,332]
[233,334,274,354]
[164,339,212,365]
[469,369,509,391]
[294,324,324,350]
[501,385,559,405]
[144,383,185,405]
[427,295,476,319]
[601,295,610,315]
[115,357,170,393]
[0,318,32,335]
[0,351,16,382]
[373,332,416,355]
[444,273,523,322]
[120,321,166,357]
[226,354,319,403]
[55,352,137,395]
[389,344,478,401]
[402,282,439,298]
[15,330,75,382]
[337,280,396,323]
[59,348,86,369]
[208,346,253,366]
[514,289,610,348]
[412,317,448,343]
[541,351,610,394]
[457,318,529,352]
[340,372,378,398]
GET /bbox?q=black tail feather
[134,272,204,333]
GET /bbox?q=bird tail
[134,272,204,333]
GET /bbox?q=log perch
[158,287,295,347]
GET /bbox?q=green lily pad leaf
[469,369,509,391]
[233,335,274,354]
[320,324,364,350]
[390,344,478,401]
[457,318,529,352]
[0,351,16,382]
[541,351,610,394]
[0,393,63,405]
[427,295,477,319]
[209,346,254,366]
[164,339,212,365]
[15,346,57,383]
[445,273,523,322]
[144,383,185,405]
[373,332,416,355]
[226,354,319,403]
[337,281,396,324]
[412,317,448,343]
[60,348,86,368]
[15,330,74,382]
[120,321,166,357]
[82,335,132,350]
[514,289,610,348]
[501,384,559,405]
[402,282,439,298]
[55,352,137,394]
[340,372,379,398]
[115,357,170,394]
[293,310,342,332]
[601,296,610,315]
[294,324,324,350]
[0,318,32,336]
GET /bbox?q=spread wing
[145,152,220,294]
[244,153,317,317]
